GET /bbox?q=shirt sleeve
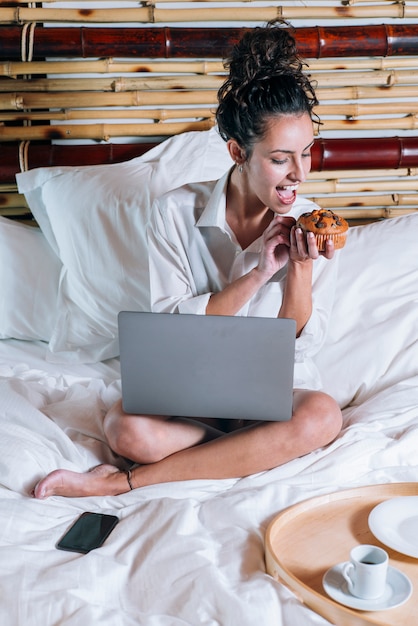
[294,252,339,362]
[147,197,212,315]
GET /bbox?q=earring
[238,164,243,174]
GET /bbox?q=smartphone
[56,512,120,554]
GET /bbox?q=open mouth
[276,184,298,204]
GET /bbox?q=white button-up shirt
[147,170,339,389]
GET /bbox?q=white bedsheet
[1,336,418,626]
[1,210,418,626]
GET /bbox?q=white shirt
[147,170,339,389]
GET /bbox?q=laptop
[118,311,296,422]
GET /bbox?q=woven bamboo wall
[1,1,418,222]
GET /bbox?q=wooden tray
[265,483,418,626]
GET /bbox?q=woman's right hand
[257,215,295,279]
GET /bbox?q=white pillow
[315,213,418,408]
[17,127,233,363]
[0,217,61,341]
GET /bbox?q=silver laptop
[118,312,296,422]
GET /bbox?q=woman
[33,21,342,498]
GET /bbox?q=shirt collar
[196,170,231,229]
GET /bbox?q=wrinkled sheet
[1,339,418,626]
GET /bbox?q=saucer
[323,562,412,611]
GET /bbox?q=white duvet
[1,214,418,626]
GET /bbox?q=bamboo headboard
[1,2,418,224]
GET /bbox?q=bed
[1,3,418,625]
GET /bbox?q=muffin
[296,209,349,251]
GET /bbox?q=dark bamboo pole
[2,136,418,184]
[2,24,418,60]
[310,137,418,171]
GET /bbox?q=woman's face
[243,112,314,214]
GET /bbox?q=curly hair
[216,20,319,156]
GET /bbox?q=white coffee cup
[342,544,389,600]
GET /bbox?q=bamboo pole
[0,144,159,183]
[309,195,390,209]
[311,69,418,89]
[0,119,216,141]
[4,24,418,60]
[0,208,33,219]
[0,108,216,122]
[306,194,418,208]
[317,208,418,219]
[0,75,224,93]
[0,193,28,209]
[4,102,418,122]
[308,57,418,72]
[307,167,416,180]
[1,68,417,95]
[5,57,418,79]
[0,184,21,193]
[3,115,418,141]
[0,0,409,4]
[318,117,418,132]
[0,5,413,26]
[391,194,418,205]
[326,207,418,221]
[312,138,418,171]
[316,85,418,101]
[344,0,406,4]
[0,0,404,3]
[3,85,418,113]
[2,137,418,184]
[300,178,418,194]
[0,90,218,111]
[0,60,225,78]
[5,101,417,123]
[317,103,418,117]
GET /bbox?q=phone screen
[56,512,120,554]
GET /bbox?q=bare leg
[102,399,226,464]
[32,390,342,498]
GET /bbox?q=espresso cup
[342,544,388,600]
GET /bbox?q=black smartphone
[56,512,120,554]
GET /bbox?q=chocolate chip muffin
[296,209,349,251]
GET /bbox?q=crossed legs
[32,390,342,498]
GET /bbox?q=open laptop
[118,311,296,422]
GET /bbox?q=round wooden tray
[265,483,418,626]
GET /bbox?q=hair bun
[226,20,303,88]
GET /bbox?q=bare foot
[32,464,129,499]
